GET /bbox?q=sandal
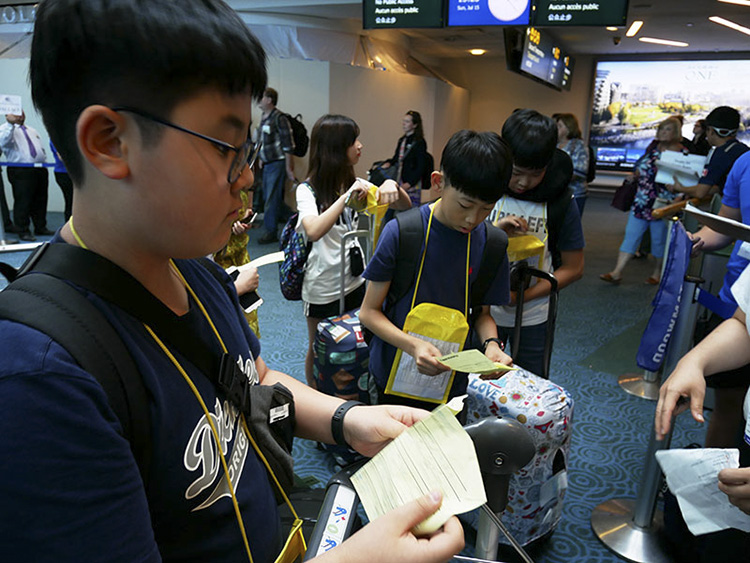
[645,276,660,285]
[599,273,622,285]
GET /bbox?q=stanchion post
[617,218,680,401]
[592,277,702,563]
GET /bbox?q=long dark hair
[406,110,424,140]
[307,114,360,209]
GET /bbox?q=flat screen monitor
[505,27,574,91]
[532,0,629,26]
[447,0,531,27]
[590,59,750,171]
[363,0,444,29]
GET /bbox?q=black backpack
[385,207,508,320]
[586,145,597,183]
[278,112,309,158]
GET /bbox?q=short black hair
[264,88,278,106]
[31,0,267,184]
[440,130,512,203]
[502,109,558,170]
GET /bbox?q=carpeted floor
[0,194,709,562]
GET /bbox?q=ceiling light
[709,15,750,36]
[606,26,618,31]
[638,37,689,47]
[469,48,486,56]
[718,0,750,6]
[626,20,644,37]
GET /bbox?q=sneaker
[35,228,55,236]
[257,232,279,245]
[19,232,37,242]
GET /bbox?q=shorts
[304,282,365,319]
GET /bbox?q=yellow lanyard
[410,200,470,317]
[69,218,305,563]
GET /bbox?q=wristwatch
[482,337,504,353]
[331,400,364,448]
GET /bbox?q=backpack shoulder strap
[386,207,424,312]
[0,271,152,482]
[470,222,508,309]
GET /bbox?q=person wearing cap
[668,106,748,200]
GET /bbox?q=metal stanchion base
[591,498,671,563]
[618,373,659,401]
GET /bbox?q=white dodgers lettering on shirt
[183,352,259,511]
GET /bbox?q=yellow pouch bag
[507,234,544,269]
[384,201,471,404]
[347,179,390,247]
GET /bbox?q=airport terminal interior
[2,1,750,562]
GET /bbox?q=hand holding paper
[438,349,515,376]
[350,404,486,536]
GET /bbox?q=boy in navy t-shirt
[0,1,465,562]
[361,130,514,410]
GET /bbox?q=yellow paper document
[350,404,487,535]
[438,349,515,376]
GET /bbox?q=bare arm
[690,204,741,254]
[655,307,750,439]
[300,181,368,242]
[472,306,512,367]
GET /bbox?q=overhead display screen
[363,0,444,29]
[532,0,629,26]
[514,27,574,91]
[447,0,531,27]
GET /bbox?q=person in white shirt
[655,262,750,515]
[0,112,51,241]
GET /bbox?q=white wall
[328,62,469,178]
[0,57,65,215]
[438,54,596,139]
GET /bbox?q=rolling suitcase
[462,264,573,546]
[312,216,372,403]
[313,222,372,464]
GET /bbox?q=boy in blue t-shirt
[0,1,465,562]
[361,130,514,410]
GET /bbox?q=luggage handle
[511,263,558,378]
[339,228,370,316]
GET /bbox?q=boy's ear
[430,170,444,193]
[76,105,130,180]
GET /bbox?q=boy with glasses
[0,1,464,562]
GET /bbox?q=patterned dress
[632,146,677,221]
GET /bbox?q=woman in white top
[297,114,410,388]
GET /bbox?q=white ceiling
[1,1,749,60]
[225,0,750,59]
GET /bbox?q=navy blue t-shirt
[363,204,511,393]
[702,139,749,191]
[0,254,282,562]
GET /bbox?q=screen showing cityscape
[591,59,750,171]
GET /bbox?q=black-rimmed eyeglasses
[112,106,260,184]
